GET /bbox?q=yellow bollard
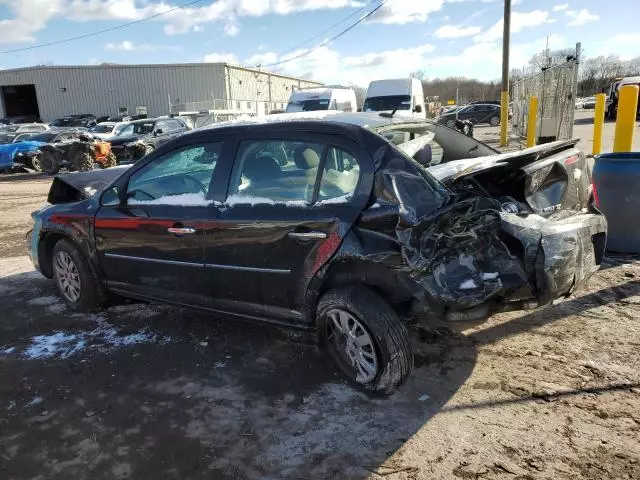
[592,93,606,155]
[526,96,538,148]
[613,85,639,152]
[500,91,509,146]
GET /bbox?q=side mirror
[413,105,422,113]
[154,129,163,136]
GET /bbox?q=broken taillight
[591,181,600,207]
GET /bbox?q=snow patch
[129,192,213,206]
[2,346,16,354]
[27,295,61,306]
[20,314,170,360]
[83,186,98,197]
[459,279,478,290]
[226,194,275,206]
[317,194,352,205]
[482,272,499,280]
[27,396,43,406]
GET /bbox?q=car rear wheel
[27,155,42,172]
[317,286,413,395]
[52,239,105,311]
[490,116,500,126]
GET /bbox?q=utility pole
[500,0,511,146]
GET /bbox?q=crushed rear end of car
[353,140,607,325]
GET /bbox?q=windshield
[113,122,154,136]
[285,99,331,112]
[363,95,411,112]
[27,133,57,143]
[92,124,114,133]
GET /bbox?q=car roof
[200,111,433,132]
[129,118,157,124]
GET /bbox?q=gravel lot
[1,137,640,479]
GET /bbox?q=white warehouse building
[0,63,323,122]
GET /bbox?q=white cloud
[552,4,569,11]
[366,0,445,24]
[103,40,179,52]
[0,0,366,44]
[203,52,240,64]
[610,33,640,44]
[475,10,550,42]
[0,0,64,44]
[565,9,599,26]
[434,24,482,38]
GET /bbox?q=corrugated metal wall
[226,65,323,114]
[0,64,226,121]
[0,63,323,121]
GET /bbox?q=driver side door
[94,141,225,305]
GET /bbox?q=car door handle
[288,231,327,240]
[167,227,196,234]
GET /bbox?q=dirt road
[1,174,639,479]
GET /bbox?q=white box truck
[363,78,426,119]
[285,87,357,113]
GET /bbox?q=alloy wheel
[325,308,378,383]
[54,251,81,302]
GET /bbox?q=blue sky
[1,0,638,85]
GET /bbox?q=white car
[90,122,122,139]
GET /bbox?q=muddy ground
[1,174,639,480]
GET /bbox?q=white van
[285,87,357,113]
[363,78,426,119]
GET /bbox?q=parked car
[105,117,189,163]
[437,103,501,127]
[90,122,121,139]
[28,111,605,394]
[582,97,597,109]
[0,123,49,143]
[286,87,357,113]
[50,115,97,129]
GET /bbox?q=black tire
[102,152,117,168]
[74,152,93,172]
[490,116,500,126]
[317,286,413,395]
[52,239,106,311]
[40,151,60,175]
[27,155,42,172]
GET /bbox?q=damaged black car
[28,112,606,394]
[106,117,190,163]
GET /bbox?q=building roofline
[0,62,323,85]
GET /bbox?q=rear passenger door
[201,133,372,324]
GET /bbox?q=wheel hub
[54,251,81,302]
[327,308,378,384]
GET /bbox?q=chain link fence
[511,55,579,143]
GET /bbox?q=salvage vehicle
[50,115,97,129]
[28,112,606,394]
[106,117,189,163]
[0,130,113,173]
[0,123,49,144]
[90,122,121,140]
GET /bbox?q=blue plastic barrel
[593,152,640,253]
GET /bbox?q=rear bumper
[500,211,607,304]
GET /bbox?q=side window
[227,140,325,204]
[317,147,360,203]
[126,143,221,205]
[155,120,169,132]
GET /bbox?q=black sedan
[106,117,190,163]
[29,112,606,394]
[438,103,501,128]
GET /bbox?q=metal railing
[511,56,579,142]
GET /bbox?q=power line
[256,0,388,69]
[273,2,375,60]
[0,0,206,55]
